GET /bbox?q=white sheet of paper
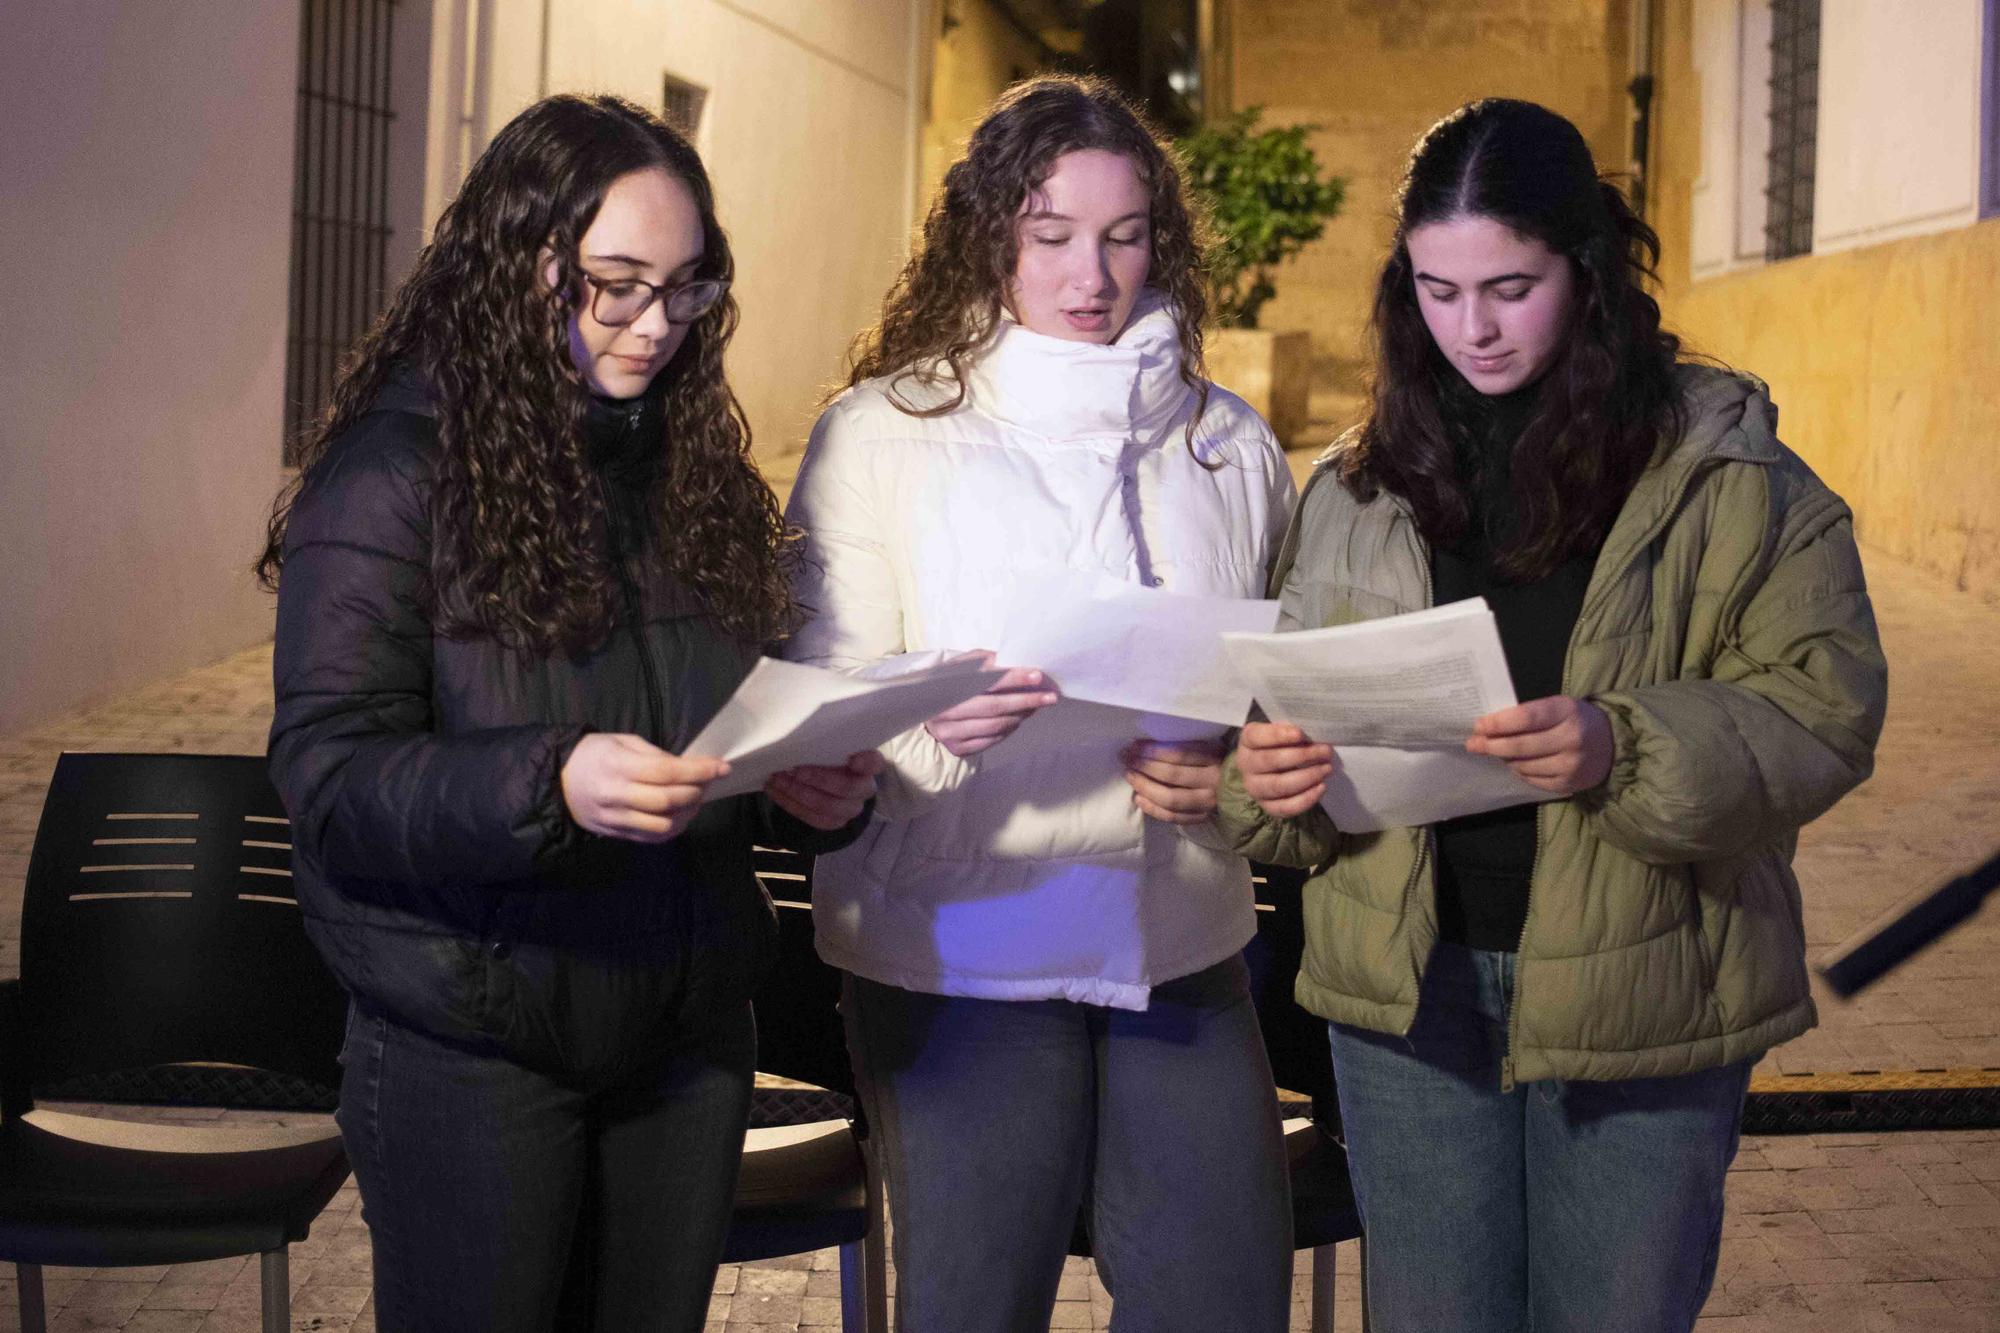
[1317,743,1547,834]
[994,570,1280,727]
[686,656,1003,801]
[1220,598,1550,832]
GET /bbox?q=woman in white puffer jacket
[784,75,1297,1332]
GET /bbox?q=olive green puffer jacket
[1214,367,1888,1086]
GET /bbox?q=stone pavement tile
[48,1311,141,1333]
[1713,1280,1818,1316]
[139,1285,229,1312]
[81,1266,171,1285]
[735,1268,807,1298]
[722,1287,802,1325]
[55,1281,150,1318]
[1780,1252,1931,1286]
[798,1294,842,1327]
[1937,1276,2000,1310]
[289,1284,369,1317]
[1731,1212,1836,1261]
[119,1314,207,1333]
[1873,1277,1961,1312]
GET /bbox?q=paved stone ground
[1,540,1997,1331]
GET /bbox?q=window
[285,0,402,458]
[1692,0,1985,278]
[663,73,709,140]
[1762,0,1820,260]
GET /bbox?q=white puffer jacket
[783,292,1296,1009]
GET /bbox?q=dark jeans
[1329,942,1753,1333]
[846,955,1293,1333]
[336,1001,755,1333]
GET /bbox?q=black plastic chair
[0,752,351,1333]
[1064,861,1367,1332]
[1245,862,1368,1333]
[728,846,887,1333]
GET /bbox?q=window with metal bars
[1763,0,1820,261]
[285,0,400,459]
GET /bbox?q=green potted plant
[1179,108,1345,445]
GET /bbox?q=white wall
[1688,0,1987,279]
[0,3,302,735]
[1812,0,1983,253]
[468,0,924,460]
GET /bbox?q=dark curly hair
[257,93,794,650]
[847,74,1213,438]
[1337,98,1683,581]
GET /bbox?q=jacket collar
[1592,366,1782,573]
[956,288,1193,440]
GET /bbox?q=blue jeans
[1329,943,1752,1333]
[846,955,1293,1332]
[337,1000,755,1333]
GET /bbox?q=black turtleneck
[1430,386,1599,952]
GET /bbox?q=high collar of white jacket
[960,287,1193,441]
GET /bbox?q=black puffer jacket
[269,369,865,1087]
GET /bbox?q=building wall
[465,0,925,462]
[0,3,303,735]
[1650,0,2000,602]
[1223,0,1633,424]
[924,1,1049,205]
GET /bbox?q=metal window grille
[1763,0,1820,261]
[663,74,708,139]
[285,0,399,459]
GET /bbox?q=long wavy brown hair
[257,93,794,650]
[847,75,1213,436]
[1337,98,1683,580]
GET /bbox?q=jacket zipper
[1399,534,1438,1037]
[598,418,666,744]
[1497,452,1726,1092]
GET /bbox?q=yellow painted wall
[1223,0,1633,425]
[1649,2,2000,603]
[923,1,1050,205]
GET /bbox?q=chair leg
[260,1248,290,1333]
[839,1239,863,1333]
[856,1145,888,1333]
[1358,1232,1372,1333]
[1310,1243,1335,1333]
[17,1261,47,1333]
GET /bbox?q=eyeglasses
[578,271,729,326]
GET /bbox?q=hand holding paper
[685,656,1003,802]
[1233,722,1336,820]
[1121,737,1227,824]
[1467,695,1615,796]
[765,749,887,829]
[993,569,1280,742]
[1220,599,1552,832]
[923,653,1061,757]
[560,734,729,843]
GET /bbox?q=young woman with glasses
[783,75,1297,1331]
[1218,99,1887,1331]
[258,93,880,1333]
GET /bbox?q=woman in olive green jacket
[1219,100,1886,1333]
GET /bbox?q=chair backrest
[1246,861,1337,1117]
[748,845,858,1109]
[18,752,347,1101]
